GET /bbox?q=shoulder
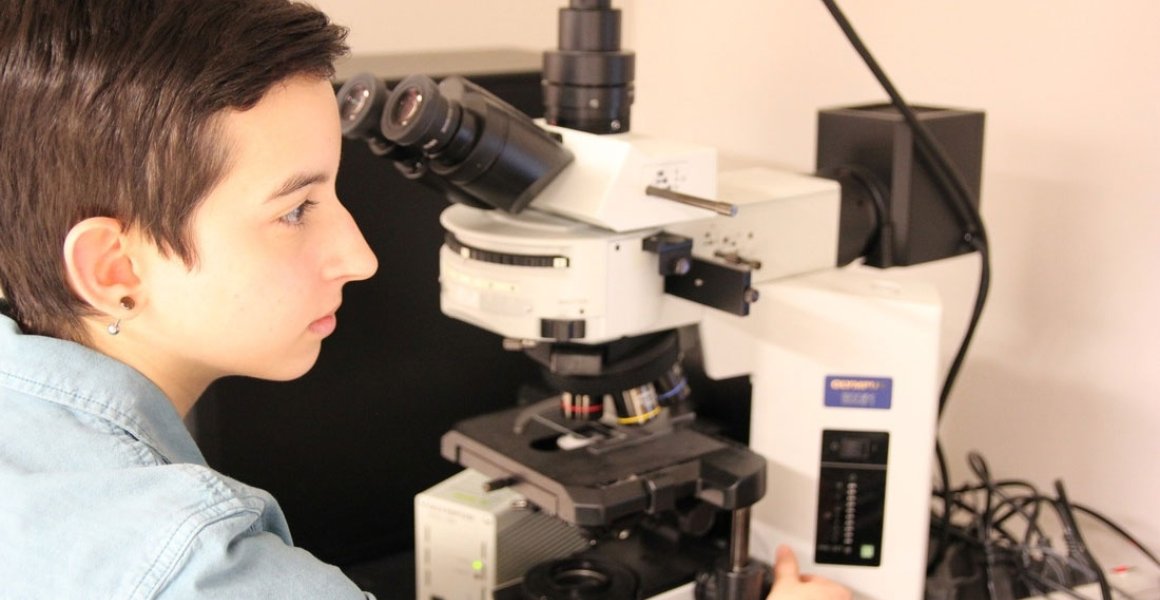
[0,462,270,595]
[1,462,364,599]
[136,465,367,599]
[0,333,206,467]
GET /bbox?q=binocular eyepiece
[337,72,574,214]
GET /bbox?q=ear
[62,217,142,314]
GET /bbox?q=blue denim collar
[0,314,205,466]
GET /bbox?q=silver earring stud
[106,296,135,336]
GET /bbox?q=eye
[279,199,318,226]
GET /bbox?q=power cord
[929,452,1159,599]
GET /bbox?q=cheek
[167,226,331,328]
[210,262,304,322]
[216,249,323,320]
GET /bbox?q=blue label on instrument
[824,376,892,409]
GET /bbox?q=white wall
[321,0,1160,568]
[312,1,556,55]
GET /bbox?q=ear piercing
[106,297,136,336]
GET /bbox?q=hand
[767,545,851,600]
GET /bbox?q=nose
[325,202,379,283]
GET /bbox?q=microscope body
[422,137,942,600]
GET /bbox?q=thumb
[772,544,801,584]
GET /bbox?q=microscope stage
[441,402,765,528]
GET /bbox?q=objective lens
[535,332,685,427]
[654,363,690,407]
[561,392,604,421]
[613,385,661,426]
[390,87,423,128]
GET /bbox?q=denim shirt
[0,315,372,599]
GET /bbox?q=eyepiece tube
[543,0,634,133]
[335,73,395,154]
[337,71,573,214]
[381,74,460,151]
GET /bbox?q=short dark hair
[0,0,349,342]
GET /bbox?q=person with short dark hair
[0,1,378,596]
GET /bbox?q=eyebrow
[266,171,329,202]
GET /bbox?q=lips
[308,313,338,336]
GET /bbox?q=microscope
[336,2,984,599]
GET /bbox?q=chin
[251,347,323,382]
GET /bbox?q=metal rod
[730,507,751,572]
[645,185,737,216]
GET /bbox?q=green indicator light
[472,559,484,572]
[860,544,875,560]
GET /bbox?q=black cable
[928,440,953,575]
[939,243,990,419]
[1071,502,1160,569]
[950,478,1040,496]
[988,489,1047,543]
[817,0,991,421]
[928,448,1160,599]
[969,453,1001,599]
[1019,570,1093,600]
[1055,481,1113,600]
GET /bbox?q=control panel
[814,430,889,567]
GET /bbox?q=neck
[84,319,214,418]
